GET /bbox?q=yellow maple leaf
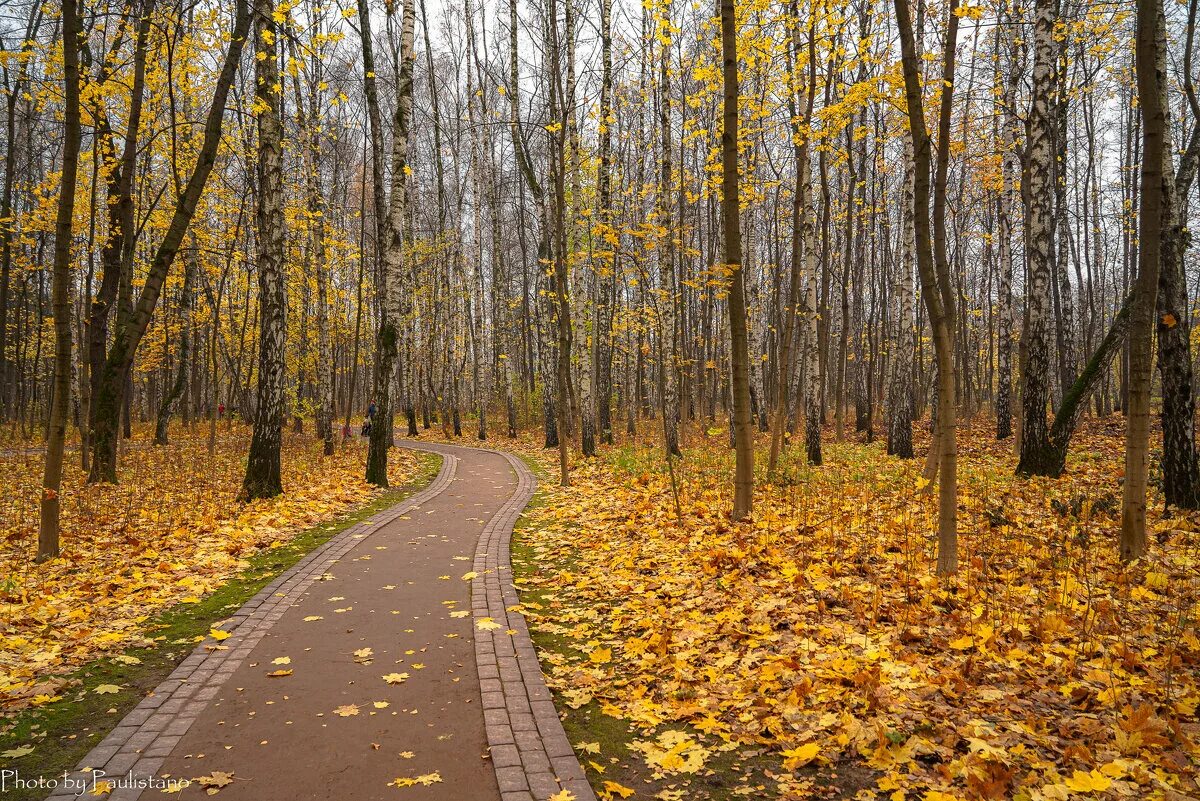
[601,781,635,799]
[781,741,820,769]
[1063,770,1112,793]
[389,772,442,787]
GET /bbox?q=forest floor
[2,417,1197,801]
[507,417,1200,801]
[0,425,426,788]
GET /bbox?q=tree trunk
[770,0,816,475]
[1016,0,1059,476]
[39,0,82,561]
[154,241,194,445]
[1123,0,1167,559]
[659,0,681,460]
[895,0,959,574]
[548,0,573,485]
[1154,6,1198,508]
[721,0,754,519]
[241,0,287,501]
[887,136,916,459]
[995,0,1019,440]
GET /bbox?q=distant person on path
[367,398,377,420]
[361,417,372,438]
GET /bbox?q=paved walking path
[48,442,594,801]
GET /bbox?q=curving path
[47,442,594,801]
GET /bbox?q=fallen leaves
[517,422,1200,800]
[333,704,360,717]
[194,771,234,795]
[600,781,635,799]
[92,684,121,695]
[387,771,442,788]
[0,430,420,713]
[1063,769,1113,794]
[382,672,409,685]
[630,730,710,775]
[779,742,820,769]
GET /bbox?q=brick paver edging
[400,441,597,801]
[45,452,459,801]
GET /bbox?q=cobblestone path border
[47,453,459,801]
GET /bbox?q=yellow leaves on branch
[0,427,418,712]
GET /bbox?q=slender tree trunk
[721,0,754,519]
[659,0,680,460]
[770,0,816,474]
[39,0,82,561]
[895,0,959,574]
[1016,0,1059,476]
[154,241,194,445]
[241,0,287,501]
[595,0,615,447]
[548,0,573,485]
[1123,0,1167,559]
[888,136,917,459]
[1155,1,1198,508]
[995,0,1018,440]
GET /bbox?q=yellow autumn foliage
[516,421,1200,799]
[0,427,417,710]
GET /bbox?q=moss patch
[0,451,440,800]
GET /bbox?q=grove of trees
[2,0,1194,570]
